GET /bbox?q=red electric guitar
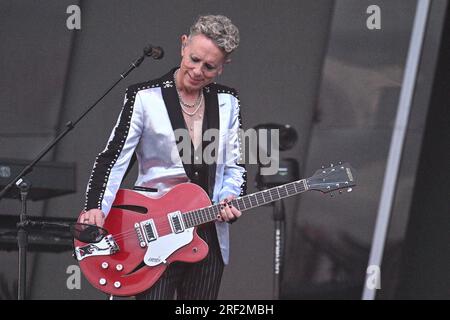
[74,162,356,296]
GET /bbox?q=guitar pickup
[140,219,158,243]
[168,211,185,234]
[74,235,119,261]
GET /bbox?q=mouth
[188,73,204,84]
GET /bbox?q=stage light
[253,123,299,190]
[253,123,298,151]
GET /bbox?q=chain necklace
[174,69,204,116]
[181,99,203,117]
[179,90,203,109]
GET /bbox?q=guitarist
[80,15,247,300]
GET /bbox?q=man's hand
[79,209,105,227]
[217,195,241,224]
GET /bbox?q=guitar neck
[182,179,308,228]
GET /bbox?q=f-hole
[111,205,148,214]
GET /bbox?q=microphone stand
[17,178,31,300]
[0,45,163,300]
[272,199,285,300]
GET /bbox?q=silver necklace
[174,69,203,110]
[180,94,204,116]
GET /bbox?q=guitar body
[74,183,211,296]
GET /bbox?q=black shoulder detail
[125,79,162,97]
[207,83,239,99]
[125,68,177,98]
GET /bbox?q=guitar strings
[108,205,224,242]
[102,183,303,243]
[111,211,220,241]
[109,201,225,239]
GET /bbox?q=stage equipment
[253,123,299,299]
[0,44,164,300]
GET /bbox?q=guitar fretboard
[182,179,307,228]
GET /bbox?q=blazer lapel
[203,85,219,199]
[160,69,220,199]
[160,68,192,178]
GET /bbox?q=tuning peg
[330,163,334,167]
[347,188,353,193]
[339,190,343,194]
[330,192,334,197]
[338,161,342,165]
[321,165,325,169]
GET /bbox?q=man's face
[178,34,226,92]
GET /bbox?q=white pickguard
[144,228,194,266]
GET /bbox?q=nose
[192,65,203,77]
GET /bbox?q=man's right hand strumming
[79,209,105,227]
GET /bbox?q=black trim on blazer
[160,68,193,179]
[203,84,219,199]
[84,88,138,211]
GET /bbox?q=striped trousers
[135,222,224,300]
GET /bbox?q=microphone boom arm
[1,43,163,300]
[0,44,163,200]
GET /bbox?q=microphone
[144,45,164,60]
[121,44,164,78]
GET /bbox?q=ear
[218,64,224,76]
[180,35,188,56]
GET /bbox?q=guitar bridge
[74,235,119,261]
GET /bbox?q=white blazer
[84,68,247,264]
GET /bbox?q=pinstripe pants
[135,223,224,300]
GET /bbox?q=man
[80,15,246,299]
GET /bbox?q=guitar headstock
[306,162,356,194]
